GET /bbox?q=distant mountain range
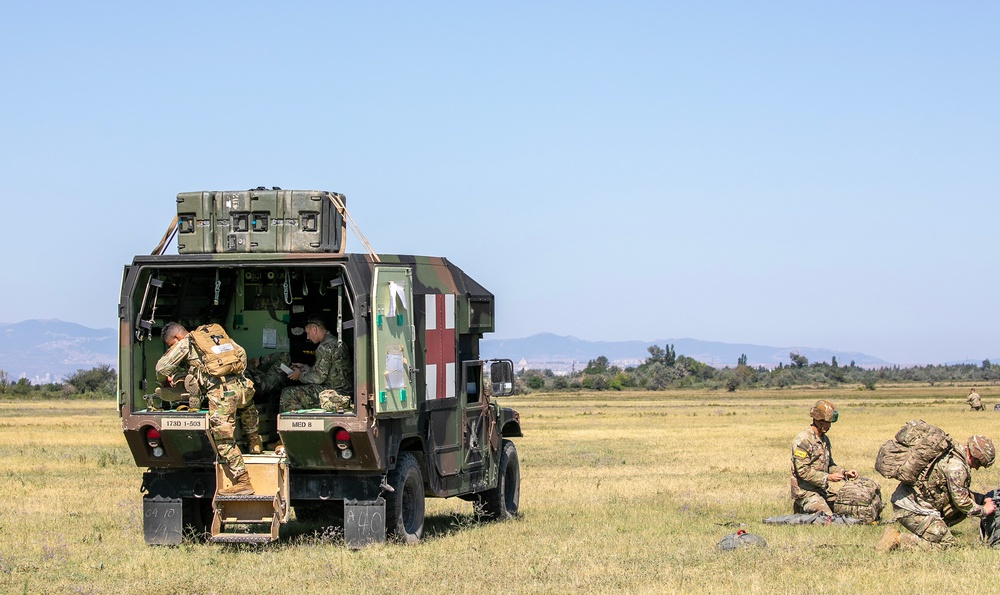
[0,320,929,383]
[0,320,117,383]
[481,333,892,373]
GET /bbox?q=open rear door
[372,266,416,417]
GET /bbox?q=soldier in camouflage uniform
[156,322,259,496]
[790,399,858,514]
[878,435,996,550]
[967,388,984,411]
[279,315,352,413]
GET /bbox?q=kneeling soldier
[790,399,858,514]
[879,435,996,550]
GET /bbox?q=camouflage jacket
[908,447,984,523]
[299,333,351,394]
[790,427,843,499]
[155,334,249,393]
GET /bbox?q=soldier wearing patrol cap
[278,315,352,413]
[790,399,858,514]
[879,435,997,550]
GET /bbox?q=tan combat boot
[875,526,901,552]
[218,472,254,496]
[898,533,925,550]
[247,434,262,455]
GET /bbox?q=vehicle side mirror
[490,360,515,396]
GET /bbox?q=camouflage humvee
[119,189,521,545]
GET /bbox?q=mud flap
[143,496,183,545]
[344,498,385,548]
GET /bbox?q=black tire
[182,497,214,541]
[479,440,520,521]
[386,452,425,543]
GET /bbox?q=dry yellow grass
[1,386,999,594]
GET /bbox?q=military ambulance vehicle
[119,188,521,546]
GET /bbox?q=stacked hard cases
[176,188,346,254]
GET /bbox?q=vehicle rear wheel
[182,497,214,541]
[478,440,519,521]
[386,452,425,543]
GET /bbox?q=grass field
[2,385,999,594]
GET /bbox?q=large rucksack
[875,420,954,484]
[832,477,884,524]
[189,323,245,377]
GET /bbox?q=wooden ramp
[210,454,289,544]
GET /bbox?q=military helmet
[967,435,996,467]
[809,399,838,423]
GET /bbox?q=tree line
[0,364,116,399]
[4,349,994,399]
[516,345,1000,393]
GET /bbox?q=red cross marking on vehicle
[424,293,456,399]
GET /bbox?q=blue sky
[1,2,997,365]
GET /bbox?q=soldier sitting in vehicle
[279,315,352,413]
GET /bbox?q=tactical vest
[915,451,968,522]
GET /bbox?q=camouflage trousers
[793,491,834,515]
[207,381,259,478]
[280,384,352,413]
[893,506,957,549]
[248,352,292,395]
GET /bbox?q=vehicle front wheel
[386,452,425,543]
[478,439,520,521]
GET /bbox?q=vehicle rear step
[210,533,274,544]
[210,454,289,544]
